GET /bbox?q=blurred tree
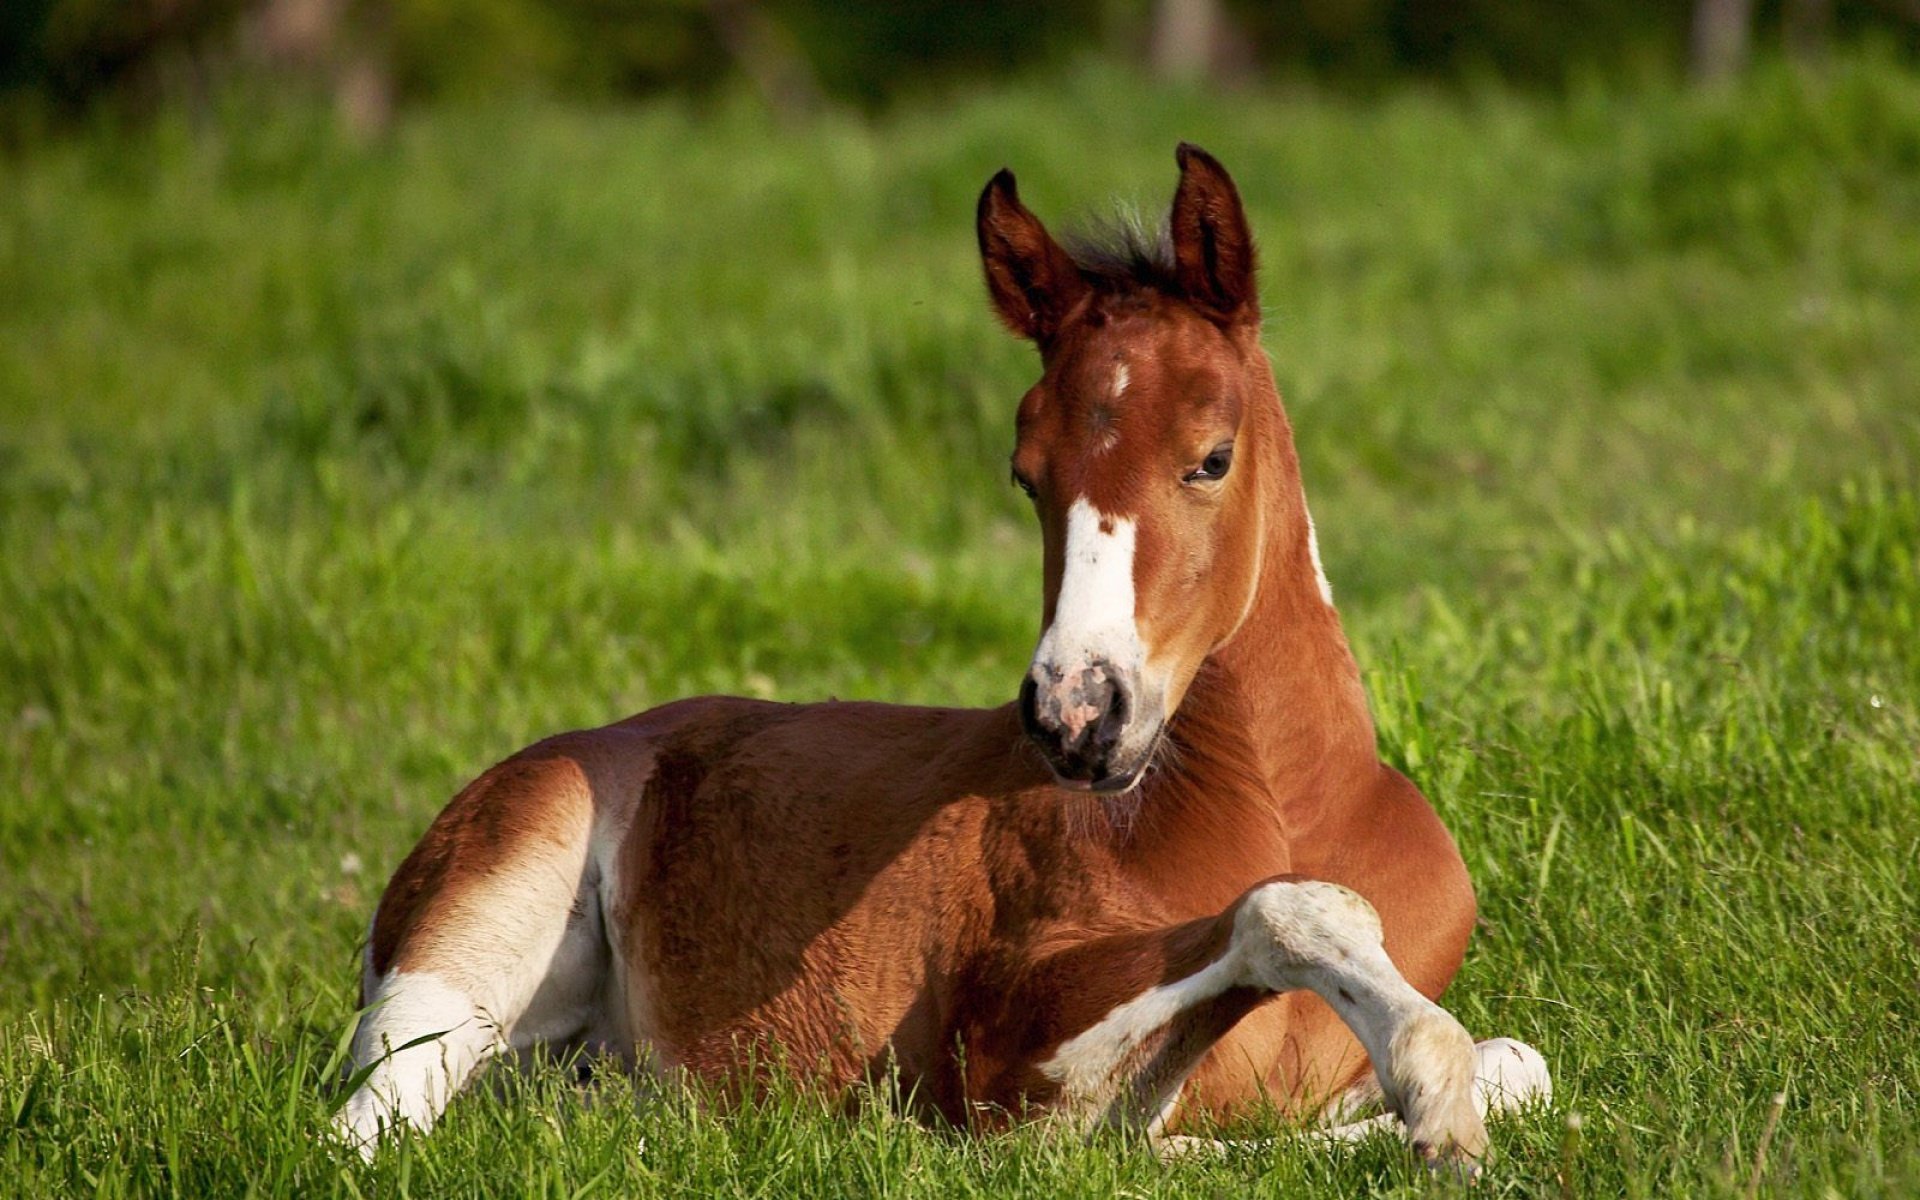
[2,0,245,120]
[241,0,392,137]
[1230,0,1688,84]
[708,0,820,118]
[1785,0,1835,57]
[1149,0,1252,84]
[773,0,1102,103]
[1693,0,1755,80]
[5,0,1919,140]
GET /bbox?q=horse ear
[977,169,1088,344]
[1169,143,1257,326]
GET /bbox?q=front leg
[990,877,1488,1168]
[1227,879,1487,1164]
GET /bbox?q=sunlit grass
[1,54,1917,1197]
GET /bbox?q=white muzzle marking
[1027,499,1164,774]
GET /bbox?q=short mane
[1062,211,1179,297]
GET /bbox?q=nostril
[1088,675,1130,753]
[1017,675,1043,739]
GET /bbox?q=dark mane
[1062,212,1180,298]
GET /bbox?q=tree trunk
[708,0,823,121]
[1690,0,1754,83]
[1151,0,1218,82]
[1784,0,1834,60]
[242,0,392,139]
[1149,0,1251,85]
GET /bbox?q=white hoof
[1473,1037,1552,1118]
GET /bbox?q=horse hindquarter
[337,742,636,1153]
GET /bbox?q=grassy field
[2,52,1918,1197]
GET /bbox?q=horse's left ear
[1170,143,1257,326]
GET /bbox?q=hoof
[1413,1135,1487,1181]
[1388,1008,1490,1172]
[1474,1037,1553,1117]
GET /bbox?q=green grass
[3,53,1919,1197]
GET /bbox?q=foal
[336,144,1549,1168]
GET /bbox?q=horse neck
[1166,376,1380,830]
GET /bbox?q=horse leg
[1321,1035,1551,1136]
[1015,876,1488,1168]
[334,753,626,1157]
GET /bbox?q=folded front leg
[996,876,1488,1169]
[1229,879,1488,1165]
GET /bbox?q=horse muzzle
[1019,659,1159,792]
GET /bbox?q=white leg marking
[1154,1133,1246,1160]
[1155,1036,1549,1161]
[1041,881,1486,1164]
[336,971,496,1156]
[1234,881,1483,1160]
[334,854,614,1156]
[1320,1037,1552,1144]
[1040,953,1241,1125]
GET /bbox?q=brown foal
[335,143,1550,1169]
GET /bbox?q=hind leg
[334,754,624,1155]
[336,873,615,1154]
[337,971,501,1146]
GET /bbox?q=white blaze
[1033,498,1143,679]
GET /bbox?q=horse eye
[1184,444,1234,484]
[1011,469,1038,499]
